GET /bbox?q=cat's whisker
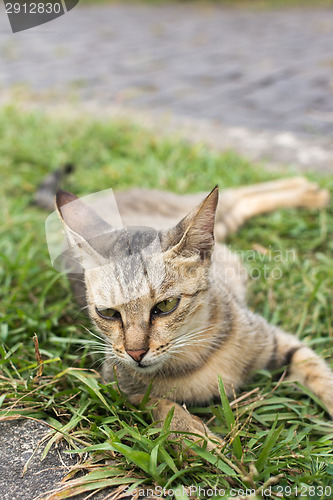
[78,304,90,312]
[175,333,224,343]
[86,350,110,356]
[174,326,217,340]
[168,345,212,356]
[173,333,218,345]
[169,342,221,351]
[64,276,85,284]
[91,356,109,370]
[80,325,106,343]
[172,324,222,343]
[75,339,104,346]
[75,343,106,352]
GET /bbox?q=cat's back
[114,188,205,229]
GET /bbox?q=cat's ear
[164,186,218,259]
[55,190,110,269]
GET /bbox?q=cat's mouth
[133,359,162,374]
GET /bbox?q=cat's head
[56,187,218,376]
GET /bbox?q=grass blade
[255,415,283,473]
[218,375,242,459]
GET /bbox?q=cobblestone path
[0,3,333,137]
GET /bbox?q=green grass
[0,105,333,499]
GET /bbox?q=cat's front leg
[103,365,222,448]
[128,394,222,451]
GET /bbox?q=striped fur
[55,179,332,448]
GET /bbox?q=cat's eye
[153,298,179,315]
[95,307,121,320]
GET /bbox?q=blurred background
[0,0,333,171]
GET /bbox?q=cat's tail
[34,163,74,211]
[34,168,329,242]
[112,178,329,242]
[214,177,329,240]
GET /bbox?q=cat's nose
[126,348,148,362]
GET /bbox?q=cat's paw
[129,394,223,451]
[152,398,223,451]
[169,404,222,452]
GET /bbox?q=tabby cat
[54,177,332,447]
